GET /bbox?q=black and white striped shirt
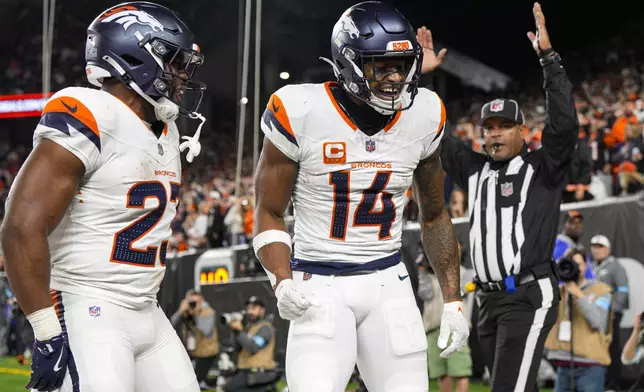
[441,62,579,283]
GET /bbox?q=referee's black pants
[477,272,560,392]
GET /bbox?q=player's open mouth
[376,85,399,100]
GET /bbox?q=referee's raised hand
[526,2,552,55]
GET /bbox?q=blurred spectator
[553,211,596,280]
[615,123,644,195]
[224,197,246,246]
[206,198,227,248]
[449,188,467,218]
[589,235,630,391]
[186,201,211,250]
[241,197,255,242]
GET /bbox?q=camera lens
[557,258,580,282]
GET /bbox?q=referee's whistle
[464,281,476,293]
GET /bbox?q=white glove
[275,279,320,321]
[437,301,470,358]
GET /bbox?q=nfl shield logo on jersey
[490,99,504,112]
[365,139,376,153]
[89,306,101,317]
[501,182,514,197]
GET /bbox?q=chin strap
[179,112,205,163]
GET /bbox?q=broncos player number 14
[328,170,396,241]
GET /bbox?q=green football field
[0,355,553,391]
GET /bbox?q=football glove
[26,334,69,391]
[275,279,320,320]
[437,301,470,358]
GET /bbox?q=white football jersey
[261,82,445,264]
[33,87,182,309]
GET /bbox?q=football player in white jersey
[0,2,206,392]
[252,2,469,391]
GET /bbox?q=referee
[439,4,578,392]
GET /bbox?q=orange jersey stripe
[324,82,358,131]
[268,94,295,138]
[50,289,61,318]
[43,96,100,138]
[384,111,402,132]
[436,97,447,138]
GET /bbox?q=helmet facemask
[362,53,419,114]
[144,37,206,117]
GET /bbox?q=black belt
[475,261,555,293]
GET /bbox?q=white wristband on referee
[252,230,292,287]
[27,306,62,341]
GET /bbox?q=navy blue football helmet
[323,1,423,114]
[85,2,205,123]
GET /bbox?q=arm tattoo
[413,148,462,302]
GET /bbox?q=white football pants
[50,291,199,392]
[285,262,428,392]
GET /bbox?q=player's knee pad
[384,300,427,356]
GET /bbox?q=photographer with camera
[171,289,220,389]
[545,249,613,392]
[222,296,278,392]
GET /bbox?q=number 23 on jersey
[111,180,180,267]
[329,170,396,241]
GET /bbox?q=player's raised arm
[412,146,469,358]
[253,138,297,288]
[0,140,83,319]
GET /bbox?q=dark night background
[2,0,644,138]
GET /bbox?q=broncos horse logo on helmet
[321,1,423,115]
[338,13,360,39]
[100,8,165,32]
[86,1,205,124]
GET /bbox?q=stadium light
[240,97,249,104]
[280,72,290,80]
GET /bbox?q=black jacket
[440,60,579,283]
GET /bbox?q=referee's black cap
[479,98,525,126]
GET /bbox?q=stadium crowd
[1,19,643,255]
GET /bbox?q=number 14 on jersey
[329,170,396,241]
